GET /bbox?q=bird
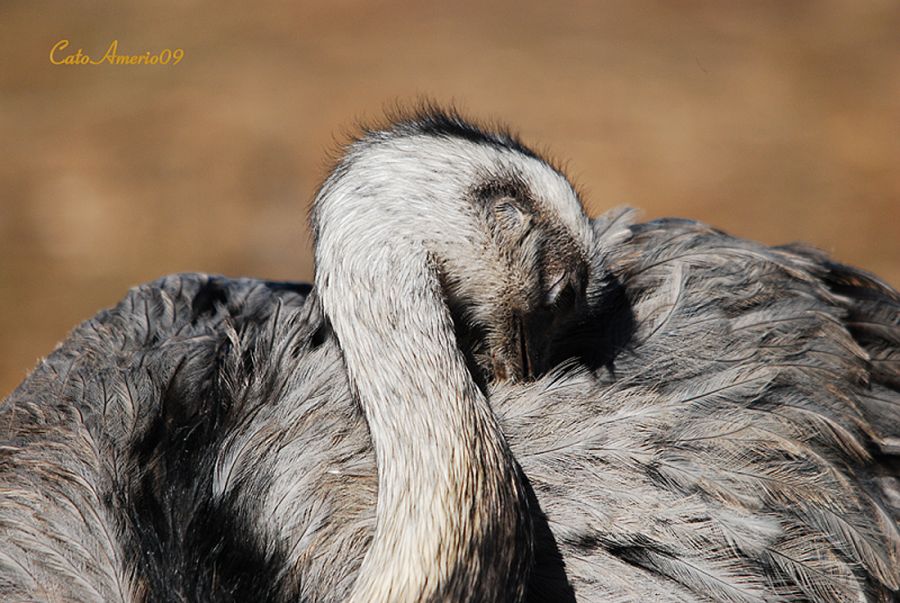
[0,109,594,603]
[1,108,898,603]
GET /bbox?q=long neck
[319,244,532,603]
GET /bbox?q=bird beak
[492,313,544,383]
[488,315,525,383]
[518,315,533,381]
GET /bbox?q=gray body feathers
[500,212,900,601]
[2,211,897,601]
[0,109,897,601]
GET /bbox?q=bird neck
[319,245,532,603]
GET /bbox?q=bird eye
[545,272,574,309]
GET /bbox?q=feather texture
[1,219,898,601]
[493,212,900,601]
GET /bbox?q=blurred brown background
[1,1,898,397]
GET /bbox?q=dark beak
[517,316,531,381]
[510,312,552,382]
[489,310,561,383]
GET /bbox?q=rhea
[309,121,593,601]
[0,113,593,602]
[1,111,899,602]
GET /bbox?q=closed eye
[545,273,574,309]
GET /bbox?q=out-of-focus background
[1,1,898,397]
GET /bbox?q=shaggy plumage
[1,112,897,602]
[499,210,900,601]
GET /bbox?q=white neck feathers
[314,140,532,601]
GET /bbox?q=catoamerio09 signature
[50,40,185,66]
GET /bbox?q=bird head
[436,161,593,385]
[313,110,595,387]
